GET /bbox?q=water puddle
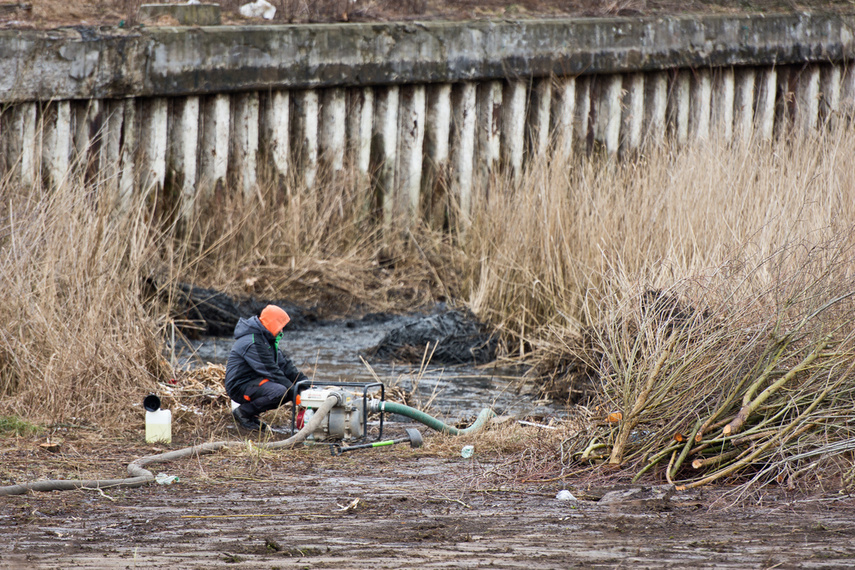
[177,316,555,420]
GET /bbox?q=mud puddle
[177,316,549,421]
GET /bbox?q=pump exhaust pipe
[331,428,423,455]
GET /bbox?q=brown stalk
[609,330,678,464]
[723,339,828,437]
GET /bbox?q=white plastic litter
[155,473,180,485]
[461,445,474,459]
[555,489,576,501]
[239,0,276,19]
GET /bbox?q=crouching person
[225,305,309,432]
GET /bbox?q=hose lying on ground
[0,395,339,496]
[369,400,496,435]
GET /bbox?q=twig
[81,486,116,502]
[609,331,678,464]
[665,450,677,485]
[429,494,471,509]
[724,338,828,436]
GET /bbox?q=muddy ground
[3,422,855,570]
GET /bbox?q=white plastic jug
[146,408,172,443]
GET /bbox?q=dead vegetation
[3,0,854,29]
[2,97,855,495]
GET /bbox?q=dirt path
[4,444,855,569]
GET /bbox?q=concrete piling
[734,68,756,143]
[644,72,668,146]
[265,90,290,180]
[452,82,477,220]
[501,80,527,181]
[476,80,503,180]
[373,86,400,226]
[397,85,426,219]
[0,14,848,229]
[622,73,644,153]
[321,88,346,172]
[173,96,200,219]
[552,77,576,160]
[200,94,230,197]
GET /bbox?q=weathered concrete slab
[0,13,853,102]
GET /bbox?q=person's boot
[232,407,262,431]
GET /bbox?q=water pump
[292,381,385,442]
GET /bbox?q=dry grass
[458,127,855,490]
[9,0,855,30]
[3,100,855,494]
[0,171,174,424]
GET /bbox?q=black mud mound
[365,309,497,365]
[171,283,314,336]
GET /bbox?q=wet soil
[3,439,855,569]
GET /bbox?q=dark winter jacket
[224,316,307,400]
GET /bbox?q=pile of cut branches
[577,244,855,492]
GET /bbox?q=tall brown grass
[459,127,855,489]
[466,131,855,349]
[3,117,855,467]
[0,177,173,424]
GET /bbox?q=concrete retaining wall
[2,14,854,223]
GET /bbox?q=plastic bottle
[146,408,172,443]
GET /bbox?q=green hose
[373,401,495,435]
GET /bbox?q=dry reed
[3,102,855,496]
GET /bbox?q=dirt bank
[6,0,855,30]
[3,426,855,569]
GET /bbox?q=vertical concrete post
[396,85,426,220]
[73,100,101,179]
[476,80,502,179]
[528,77,551,157]
[755,68,777,142]
[99,100,124,199]
[795,65,820,135]
[347,87,374,175]
[774,67,793,138]
[452,82,477,221]
[621,72,644,153]
[231,92,259,198]
[201,94,230,197]
[293,90,319,189]
[501,80,527,180]
[118,98,138,212]
[423,84,452,225]
[711,67,735,142]
[320,88,346,172]
[644,72,668,146]
[264,90,290,179]
[841,65,855,119]
[690,69,712,142]
[141,98,168,195]
[373,86,399,225]
[670,71,691,145]
[734,68,756,143]
[552,77,575,161]
[594,74,623,155]
[575,76,592,154]
[819,64,841,127]
[46,100,72,187]
[18,103,37,187]
[173,96,200,220]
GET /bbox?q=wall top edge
[1,12,853,102]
